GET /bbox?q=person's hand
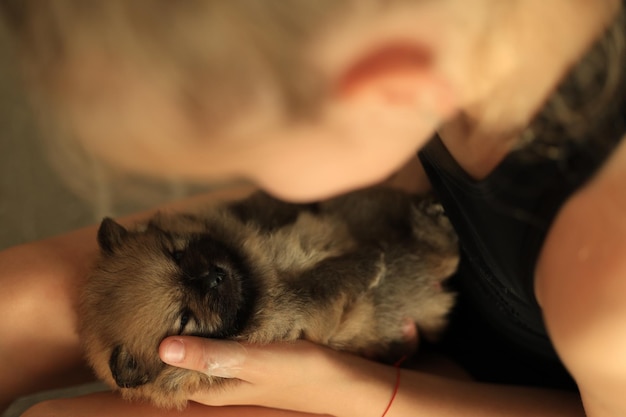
[158,320,419,416]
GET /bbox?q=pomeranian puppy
[78,187,458,409]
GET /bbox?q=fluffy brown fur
[78,187,458,409]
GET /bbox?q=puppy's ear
[97,218,128,255]
[109,345,160,388]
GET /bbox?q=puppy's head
[79,212,264,408]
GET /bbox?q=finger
[159,336,249,379]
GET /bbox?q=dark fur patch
[227,191,318,231]
[109,345,162,388]
[178,234,260,338]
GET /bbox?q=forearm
[20,392,319,417]
[331,360,585,417]
[16,367,586,417]
[0,227,98,410]
[392,370,584,417]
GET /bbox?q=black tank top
[418,9,626,390]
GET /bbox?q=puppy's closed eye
[171,250,185,264]
[178,310,196,334]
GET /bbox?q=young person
[1,1,624,416]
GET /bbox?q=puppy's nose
[199,265,227,289]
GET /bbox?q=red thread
[381,356,407,417]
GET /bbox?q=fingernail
[162,339,186,363]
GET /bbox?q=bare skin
[2,1,625,416]
[536,137,626,417]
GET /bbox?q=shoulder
[535,134,626,416]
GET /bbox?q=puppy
[78,187,458,409]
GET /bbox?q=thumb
[159,336,248,379]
